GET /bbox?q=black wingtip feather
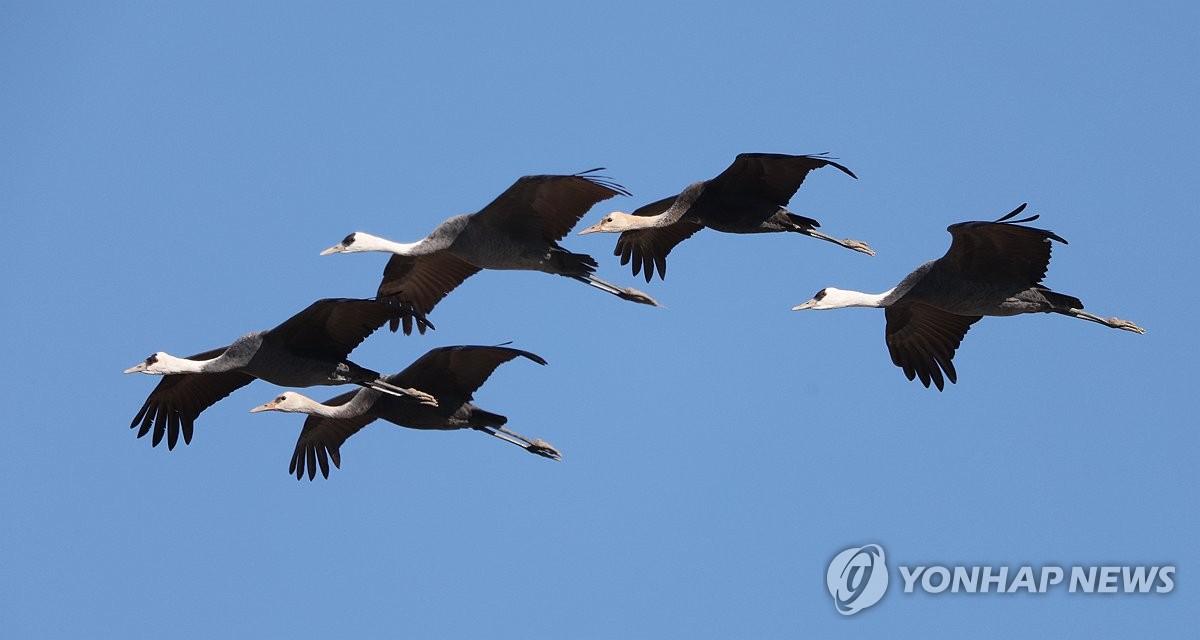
[995,203,1039,225]
[574,168,633,198]
[317,447,330,479]
[380,299,433,335]
[523,351,550,366]
[995,202,1028,221]
[131,402,150,430]
[822,157,858,180]
[994,204,1070,244]
[137,408,153,438]
[167,413,180,450]
[152,406,168,447]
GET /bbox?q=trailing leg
[801,228,875,255]
[1053,308,1146,334]
[473,425,562,460]
[785,212,875,256]
[572,274,661,307]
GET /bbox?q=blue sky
[2,1,1196,637]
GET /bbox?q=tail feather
[550,247,597,277]
[468,408,507,429]
[1039,287,1084,310]
[785,212,821,232]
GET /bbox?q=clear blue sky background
[2,2,1196,637]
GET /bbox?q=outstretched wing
[265,298,411,360]
[940,204,1067,286]
[384,345,547,407]
[129,347,256,449]
[614,195,704,282]
[376,252,482,334]
[884,303,981,391]
[706,153,857,205]
[472,171,631,242]
[288,389,379,480]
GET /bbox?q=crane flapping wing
[884,303,981,391]
[288,389,378,480]
[266,298,411,359]
[941,204,1067,286]
[384,345,547,407]
[376,253,482,334]
[614,195,704,282]
[707,153,857,206]
[129,347,256,449]
[473,171,630,243]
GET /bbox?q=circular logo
[827,544,889,615]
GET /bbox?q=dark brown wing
[706,153,857,206]
[129,347,256,449]
[884,303,982,391]
[615,214,705,282]
[472,171,630,243]
[941,204,1067,285]
[264,298,406,360]
[288,390,378,480]
[383,345,547,406]
[376,252,482,334]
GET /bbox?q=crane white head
[320,232,385,255]
[123,352,194,375]
[578,212,648,235]
[249,391,318,414]
[792,287,889,311]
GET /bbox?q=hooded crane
[791,204,1145,390]
[320,170,659,334]
[577,153,874,282]
[124,298,436,450]
[249,345,559,479]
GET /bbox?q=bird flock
[124,152,1146,478]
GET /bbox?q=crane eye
[814,289,827,300]
[147,354,158,364]
[341,233,355,245]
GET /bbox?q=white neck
[156,352,225,374]
[352,232,423,255]
[845,288,892,308]
[284,393,366,418]
[624,212,671,229]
